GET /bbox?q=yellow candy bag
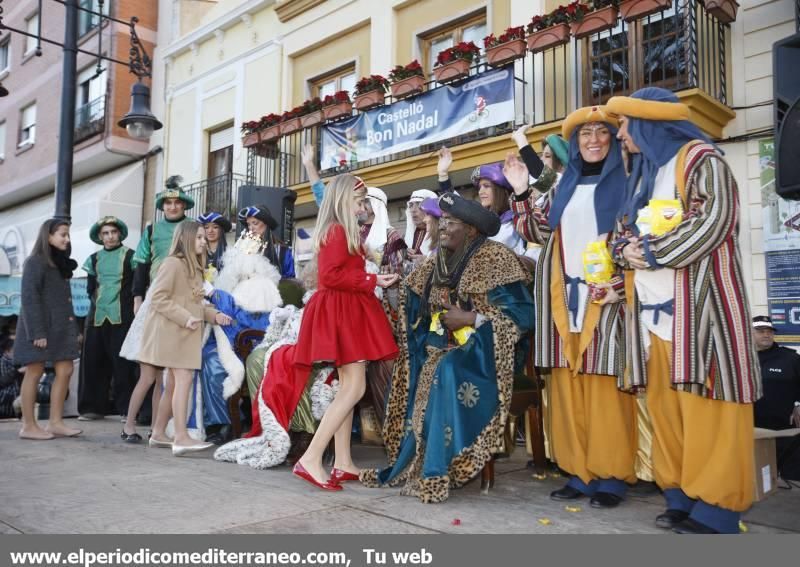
[429,311,475,345]
[636,199,683,236]
[583,241,614,285]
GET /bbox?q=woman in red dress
[293,174,399,491]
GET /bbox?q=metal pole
[54,0,79,221]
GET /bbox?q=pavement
[1,417,798,534]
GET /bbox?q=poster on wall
[760,138,800,345]
[320,68,515,169]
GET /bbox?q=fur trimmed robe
[361,240,535,502]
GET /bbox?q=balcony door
[207,126,235,215]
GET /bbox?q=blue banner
[0,277,89,318]
[321,68,515,168]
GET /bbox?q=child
[14,219,81,440]
[292,174,399,490]
[137,221,233,456]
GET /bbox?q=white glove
[203,281,215,297]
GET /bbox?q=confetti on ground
[451,519,461,526]
[538,518,551,526]
[565,506,582,513]
[532,473,547,480]
[739,521,748,533]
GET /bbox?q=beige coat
[138,256,218,370]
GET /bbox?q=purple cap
[420,197,442,218]
[471,162,512,191]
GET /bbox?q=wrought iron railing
[74,94,105,143]
[247,0,730,187]
[154,172,248,222]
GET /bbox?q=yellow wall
[165,90,197,179]
[394,0,511,64]
[290,23,371,106]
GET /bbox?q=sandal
[121,430,143,443]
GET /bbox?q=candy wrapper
[636,199,683,236]
[583,241,614,284]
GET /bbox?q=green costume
[82,246,136,326]
[132,217,188,297]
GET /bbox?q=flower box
[242,131,261,148]
[261,124,281,142]
[703,0,738,23]
[571,6,620,39]
[433,59,471,84]
[526,23,571,54]
[390,75,425,99]
[354,89,386,111]
[322,101,353,122]
[619,0,673,22]
[300,110,323,129]
[485,38,527,67]
[279,116,302,136]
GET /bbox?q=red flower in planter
[354,74,390,96]
[484,26,526,49]
[388,59,426,82]
[322,90,352,106]
[435,41,481,67]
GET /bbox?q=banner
[759,138,800,344]
[0,276,89,318]
[321,68,515,169]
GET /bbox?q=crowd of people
[8,87,800,535]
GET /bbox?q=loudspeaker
[773,32,800,200]
[236,185,298,245]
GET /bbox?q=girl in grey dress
[14,219,81,440]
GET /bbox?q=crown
[234,229,266,255]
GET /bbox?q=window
[19,103,36,146]
[311,65,357,99]
[0,37,9,73]
[0,122,6,160]
[76,65,107,128]
[78,0,110,37]
[206,125,235,213]
[24,14,39,56]
[419,12,486,75]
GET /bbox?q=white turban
[404,189,438,255]
[363,187,391,256]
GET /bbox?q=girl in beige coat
[138,221,232,456]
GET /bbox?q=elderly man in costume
[507,106,636,509]
[607,87,762,534]
[198,211,232,279]
[78,216,138,420]
[200,230,283,445]
[120,177,193,442]
[403,189,439,262]
[238,205,295,278]
[361,193,534,503]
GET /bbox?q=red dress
[294,224,398,369]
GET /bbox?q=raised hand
[502,152,530,196]
[437,147,453,177]
[510,124,531,150]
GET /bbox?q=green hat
[90,216,129,245]
[155,175,195,211]
[544,134,569,167]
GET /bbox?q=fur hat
[439,193,500,237]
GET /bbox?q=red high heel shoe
[330,468,360,483]
[292,462,343,491]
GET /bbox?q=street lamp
[0,0,160,220]
[118,81,163,140]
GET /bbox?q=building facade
[0,0,159,315]
[154,0,796,327]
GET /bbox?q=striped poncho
[613,142,762,403]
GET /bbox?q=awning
[0,161,144,277]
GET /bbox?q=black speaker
[773,32,800,200]
[236,185,298,245]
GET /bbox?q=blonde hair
[168,221,206,280]
[312,174,365,255]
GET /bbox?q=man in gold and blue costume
[361,193,535,503]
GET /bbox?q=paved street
[1,418,798,535]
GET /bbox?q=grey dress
[13,256,80,365]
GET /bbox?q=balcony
[245,0,732,200]
[74,95,106,144]
[154,172,248,222]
